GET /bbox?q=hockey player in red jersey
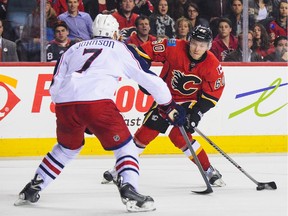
[103,25,226,187]
[14,14,186,212]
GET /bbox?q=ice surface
[0,153,287,216]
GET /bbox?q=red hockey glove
[184,107,203,133]
[158,101,186,126]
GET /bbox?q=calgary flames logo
[0,75,21,121]
[171,70,202,95]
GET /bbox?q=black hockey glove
[185,107,203,133]
[158,101,186,126]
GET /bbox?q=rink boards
[0,62,287,156]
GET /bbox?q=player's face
[137,19,150,36]
[54,26,69,42]
[189,39,209,60]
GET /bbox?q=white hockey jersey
[49,38,172,105]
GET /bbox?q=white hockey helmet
[92,14,119,39]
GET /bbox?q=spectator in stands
[252,22,274,59]
[175,17,192,40]
[0,18,18,61]
[198,0,231,38]
[267,0,287,43]
[19,0,57,61]
[264,35,288,61]
[46,0,58,41]
[184,2,209,28]
[84,0,117,20]
[46,20,76,62]
[112,0,139,40]
[210,17,238,61]
[58,0,93,41]
[149,0,175,39]
[224,30,263,62]
[133,0,154,16]
[0,0,7,20]
[53,0,84,16]
[248,0,274,28]
[225,0,243,36]
[170,0,191,21]
[125,15,156,46]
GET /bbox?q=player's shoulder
[206,50,221,64]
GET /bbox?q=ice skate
[101,167,117,184]
[205,165,226,187]
[116,175,156,212]
[14,174,43,206]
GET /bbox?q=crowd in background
[0,0,287,62]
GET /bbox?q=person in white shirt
[14,14,186,212]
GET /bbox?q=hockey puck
[256,185,265,191]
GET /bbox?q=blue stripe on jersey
[47,152,64,169]
[39,164,56,180]
[126,45,156,76]
[116,155,139,165]
[118,167,139,176]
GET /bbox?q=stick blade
[256,181,277,190]
[192,187,213,194]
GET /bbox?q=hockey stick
[194,127,277,191]
[179,126,213,194]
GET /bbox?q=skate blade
[212,178,226,187]
[14,194,28,206]
[126,200,156,212]
[101,178,113,184]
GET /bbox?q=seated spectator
[149,0,175,39]
[46,0,58,41]
[197,0,231,38]
[175,17,192,41]
[184,2,209,29]
[53,0,84,16]
[58,0,93,41]
[267,0,287,43]
[224,30,262,62]
[46,20,76,62]
[252,22,274,59]
[0,18,18,61]
[210,17,238,61]
[84,0,117,20]
[170,0,192,21]
[133,0,154,16]
[19,0,56,61]
[112,0,139,40]
[248,0,274,28]
[0,0,7,20]
[125,15,156,46]
[264,35,288,61]
[225,0,243,36]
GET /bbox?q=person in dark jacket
[225,30,262,62]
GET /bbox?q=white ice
[0,153,287,216]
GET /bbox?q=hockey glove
[185,108,203,133]
[158,101,186,126]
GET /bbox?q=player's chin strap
[179,126,213,194]
[194,127,277,191]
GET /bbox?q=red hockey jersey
[139,38,225,106]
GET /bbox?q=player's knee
[169,127,191,150]
[134,125,159,148]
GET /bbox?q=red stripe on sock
[43,157,61,175]
[116,160,139,171]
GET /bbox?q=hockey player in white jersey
[14,14,186,212]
